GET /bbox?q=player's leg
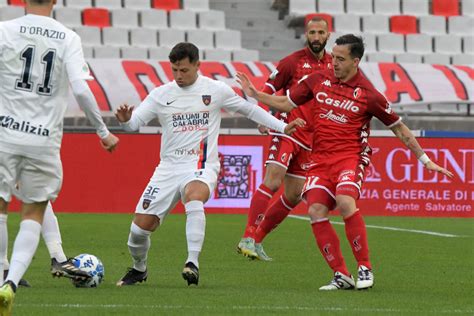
[0,199,8,285]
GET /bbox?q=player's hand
[257,124,270,135]
[236,72,258,99]
[424,161,454,178]
[284,118,306,135]
[114,104,134,123]
[100,133,119,153]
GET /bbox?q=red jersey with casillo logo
[288,69,401,161]
[262,47,332,149]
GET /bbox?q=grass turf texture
[5,213,473,315]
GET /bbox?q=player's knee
[133,215,160,232]
[308,203,328,220]
[284,191,301,206]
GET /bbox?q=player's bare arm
[284,118,306,135]
[390,122,454,178]
[115,104,135,123]
[236,72,293,113]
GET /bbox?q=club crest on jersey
[353,87,362,99]
[202,95,211,106]
[142,199,151,210]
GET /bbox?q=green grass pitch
[5,213,473,315]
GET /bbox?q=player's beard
[307,39,327,55]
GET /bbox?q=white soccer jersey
[0,14,92,157]
[122,75,286,169]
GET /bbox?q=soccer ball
[71,254,105,288]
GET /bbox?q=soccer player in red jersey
[238,17,333,261]
[237,34,453,290]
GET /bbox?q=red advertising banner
[8,135,473,217]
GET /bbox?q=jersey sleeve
[286,75,315,107]
[64,33,93,83]
[219,82,248,115]
[263,56,293,94]
[368,90,401,127]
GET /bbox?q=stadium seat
[462,0,474,16]
[149,47,171,60]
[419,16,447,35]
[183,0,209,12]
[64,0,92,9]
[232,49,260,61]
[318,0,344,14]
[289,0,316,16]
[390,15,418,34]
[402,0,429,16]
[334,14,361,33]
[124,0,151,10]
[0,0,7,6]
[327,31,343,49]
[153,0,180,11]
[452,54,473,65]
[423,53,451,64]
[131,28,158,48]
[215,30,241,49]
[141,9,168,29]
[159,29,185,47]
[305,13,333,32]
[199,10,226,30]
[8,0,24,6]
[464,36,473,53]
[448,16,473,35]
[366,52,394,62]
[377,34,405,53]
[74,26,102,46]
[406,34,433,54]
[395,53,423,63]
[187,29,214,49]
[374,0,400,15]
[169,10,197,30]
[0,6,24,21]
[432,0,459,17]
[83,8,111,28]
[95,0,122,9]
[204,49,231,61]
[361,33,377,52]
[434,35,462,54]
[346,0,373,15]
[111,9,139,28]
[94,46,121,58]
[54,7,82,27]
[121,47,149,59]
[102,27,129,47]
[82,46,94,59]
[362,15,389,34]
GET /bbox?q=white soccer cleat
[319,271,355,291]
[356,265,374,290]
[236,237,258,260]
[255,243,272,261]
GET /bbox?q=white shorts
[0,151,63,203]
[135,164,219,222]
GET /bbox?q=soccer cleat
[356,265,374,290]
[3,270,30,288]
[0,281,16,316]
[255,243,272,261]
[50,258,91,281]
[182,262,199,286]
[319,271,355,291]
[116,268,148,287]
[236,237,258,260]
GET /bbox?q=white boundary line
[289,215,467,238]
[15,303,473,314]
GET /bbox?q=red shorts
[302,155,369,209]
[265,135,312,178]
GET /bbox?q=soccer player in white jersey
[0,0,119,313]
[115,42,304,287]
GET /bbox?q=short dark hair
[28,0,52,4]
[335,34,365,59]
[169,42,199,64]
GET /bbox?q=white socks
[127,222,151,272]
[41,203,67,263]
[6,219,42,287]
[0,214,7,284]
[185,200,206,268]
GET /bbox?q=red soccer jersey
[288,69,401,160]
[262,47,332,149]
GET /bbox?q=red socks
[243,184,274,238]
[254,195,294,243]
[344,211,371,269]
[311,219,350,277]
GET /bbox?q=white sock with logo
[41,203,67,263]
[127,222,151,272]
[185,201,206,268]
[0,214,8,284]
